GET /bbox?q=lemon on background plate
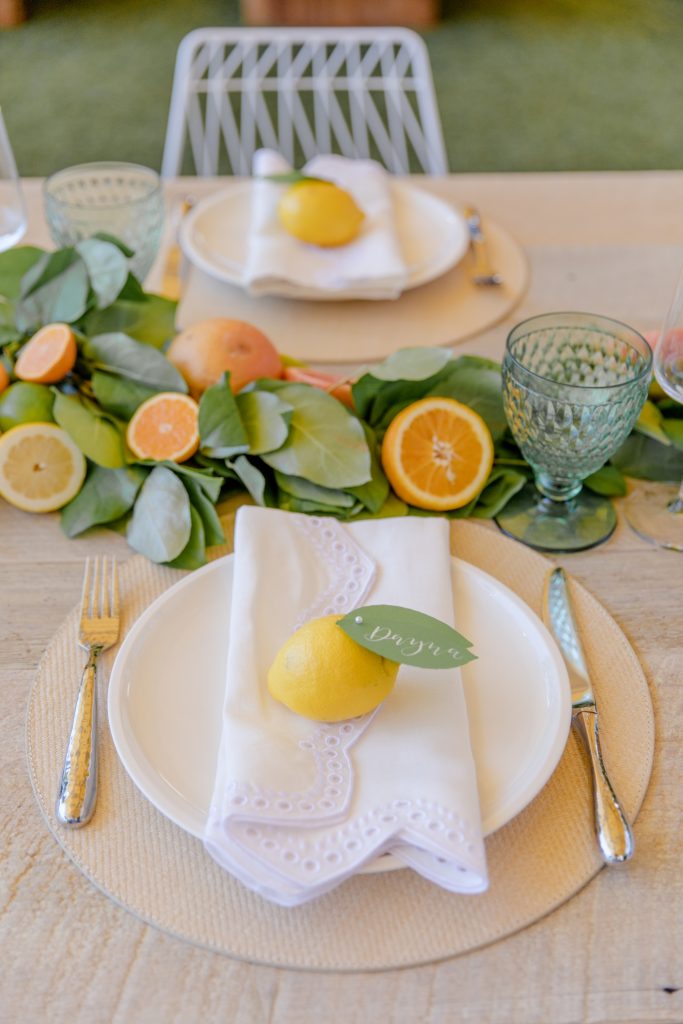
[268,614,399,722]
[0,422,86,513]
[277,180,365,248]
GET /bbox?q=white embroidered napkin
[242,149,409,299]
[203,507,488,906]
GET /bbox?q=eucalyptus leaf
[52,390,126,468]
[166,504,207,570]
[469,466,527,518]
[634,399,671,445]
[76,238,129,308]
[16,251,89,330]
[275,471,356,508]
[337,605,477,669]
[583,464,627,497]
[92,232,135,258]
[430,357,507,441]
[0,245,44,301]
[259,383,371,488]
[182,477,226,547]
[198,374,249,457]
[127,465,192,562]
[366,347,452,382]
[83,332,187,392]
[663,419,683,451]
[60,464,147,537]
[90,370,158,420]
[229,455,268,506]
[133,460,224,503]
[80,294,177,348]
[611,433,683,481]
[235,390,291,454]
[345,422,389,513]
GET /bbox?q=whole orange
[166,318,282,399]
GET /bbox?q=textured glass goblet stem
[535,473,583,501]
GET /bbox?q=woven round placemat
[26,521,654,971]
[176,217,528,363]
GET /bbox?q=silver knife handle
[55,650,99,827]
[574,708,634,863]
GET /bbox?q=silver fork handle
[56,647,100,827]
[574,709,634,863]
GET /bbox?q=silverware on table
[56,557,120,828]
[463,205,503,286]
[160,195,194,300]
[543,567,634,864]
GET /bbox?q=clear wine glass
[625,269,683,551]
[495,312,652,552]
[0,108,27,252]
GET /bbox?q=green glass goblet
[495,312,652,552]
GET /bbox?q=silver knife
[463,205,502,286]
[543,567,634,863]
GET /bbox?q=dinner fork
[56,557,120,828]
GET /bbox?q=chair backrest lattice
[162,28,448,177]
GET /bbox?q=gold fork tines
[56,557,120,828]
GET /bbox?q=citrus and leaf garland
[1,240,682,569]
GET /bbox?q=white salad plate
[179,180,470,300]
[108,556,571,872]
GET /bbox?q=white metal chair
[161,27,448,177]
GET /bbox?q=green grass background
[2,0,683,176]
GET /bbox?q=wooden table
[3,173,682,1023]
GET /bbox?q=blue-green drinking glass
[496,312,652,552]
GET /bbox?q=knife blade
[543,567,634,864]
[463,205,502,286]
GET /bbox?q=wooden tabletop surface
[2,172,682,1024]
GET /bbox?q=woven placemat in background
[26,521,654,971]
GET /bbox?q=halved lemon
[381,396,494,511]
[0,422,86,513]
[126,391,200,463]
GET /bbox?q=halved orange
[126,392,200,463]
[381,397,494,511]
[0,422,86,513]
[0,364,9,394]
[14,323,77,384]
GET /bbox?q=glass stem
[667,478,683,515]
[535,472,583,502]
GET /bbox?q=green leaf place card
[337,605,477,670]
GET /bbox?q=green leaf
[259,383,371,488]
[0,246,44,301]
[583,464,627,497]
[60,464,147,537]
[611,432,683,482]
[90,370,158,420]
[127,465,192,562]
[345,422,390,513]
[634,399,671,445]
[198,373,249,457]
[181,478,225,547]
[469,466,527,518]
[663,419,683,451]
[275,471,356,508]
[0,381,55,431]
[337,605,477,669]
[76,238,129,308]
[15,250,90,330]
[366,347,452,382]
[80,293,177,348]
[166,504,207,569]
[83,332,187,392]
[230,454,268,506]
[430,357,507,441]
[235,390,291,454]
[92,232,135,258]
[52,391,126,468]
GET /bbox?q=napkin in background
[242,149,409,299]
[203,507,488,906]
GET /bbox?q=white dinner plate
[108,556,571,872]
[179,180,470,300]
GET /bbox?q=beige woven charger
[26,521,654,972]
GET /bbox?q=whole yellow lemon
[277,180,365,247]
[267,614,399,721]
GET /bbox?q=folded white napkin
[242,149,409,299]
[203,507,488,906]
